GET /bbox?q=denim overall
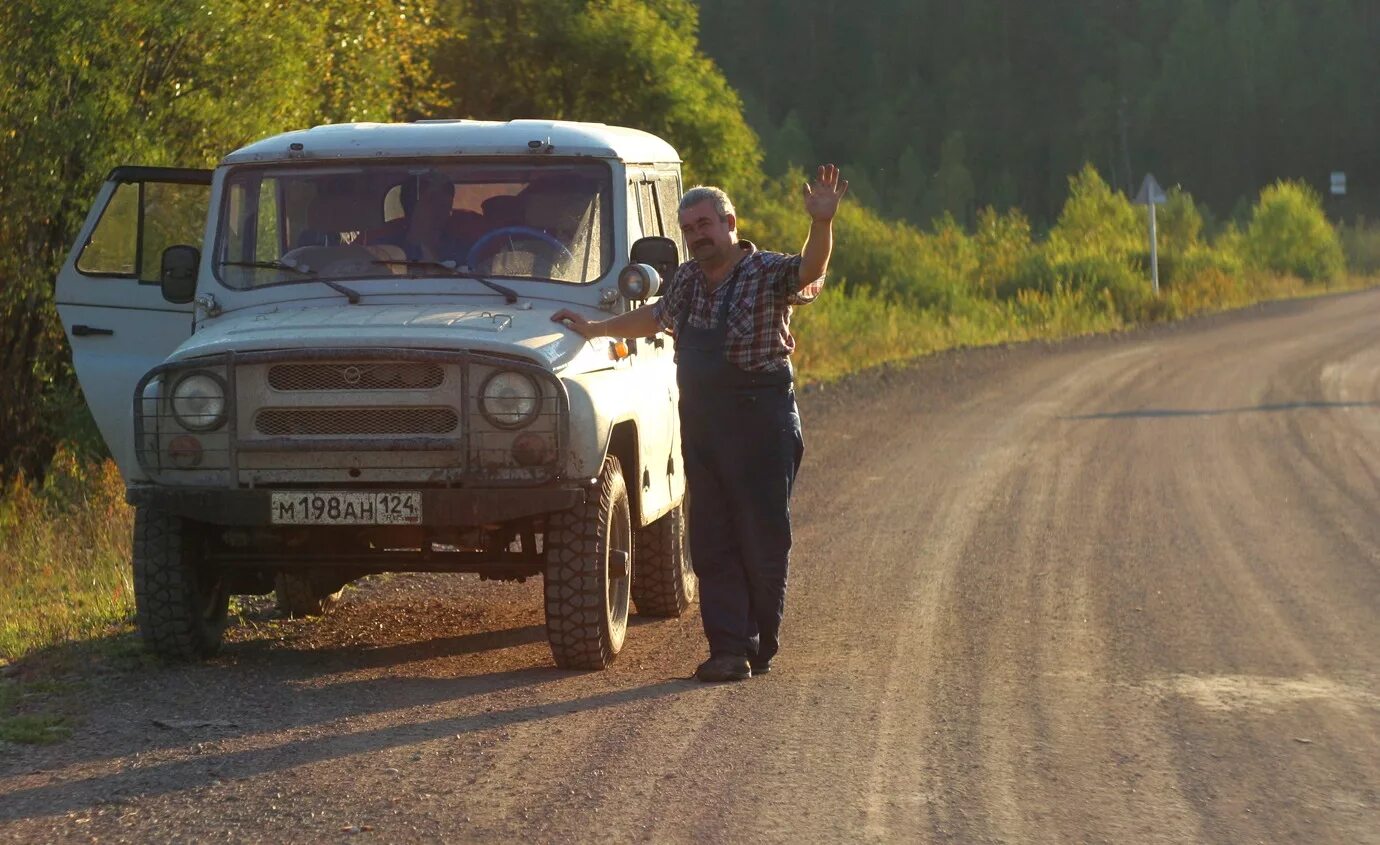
[676,267,805,666]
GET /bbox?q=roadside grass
[0,448,139,743]
[0,448,135,661]
[794,271,1377,385]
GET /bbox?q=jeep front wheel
[132,506,229,660]
[632,502,696,617]
[543,456,632,669]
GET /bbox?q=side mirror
[618,263,661,302]
[160,245,200,304]
[629,236,678,282]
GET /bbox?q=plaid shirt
[650,241,825,373]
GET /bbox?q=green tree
[1241,181,1345,281]
[1158,186,1204,253]
[765,110,816,177]
[0,0,439,478]
[887,145,929,226]
[436,0,761,194]
[1047,164,1143,259]
[924,132,975,228]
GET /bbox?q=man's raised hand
[803,164,849,222]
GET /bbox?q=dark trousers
[679,384,804,664]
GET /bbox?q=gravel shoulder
[2,289,1378,844]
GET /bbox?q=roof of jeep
[220,120,681,165]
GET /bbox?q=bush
[1159,243,1244,290]
[1050,255,1155,321]
[1239,180,1345,282]
[1046,164,1144,262]
[973,207,1037,297]
[1157,186,1205,253]
[1338,218,1380,275]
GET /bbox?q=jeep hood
[169,303,596,370]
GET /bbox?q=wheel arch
[604,419,642,528]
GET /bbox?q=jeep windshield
[213,160,613,290]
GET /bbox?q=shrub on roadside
[1157,186,1205,253]
[1338,218,1380,275]
[972,207,1037,298]
[1239,180,1345,282]
[1046,164,1144,262]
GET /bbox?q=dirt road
[3,289,1377,844]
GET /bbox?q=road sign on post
[1133,173,1168,296]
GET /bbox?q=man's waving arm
[796,164,849,291]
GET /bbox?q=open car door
[54,166,213,480]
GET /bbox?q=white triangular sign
[1133,173,1167,205]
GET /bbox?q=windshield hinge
[194,292,222,320]
[598,288,620,312]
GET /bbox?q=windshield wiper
[221,259,316,275]
[373,259,519,305]
[219,260,361,305]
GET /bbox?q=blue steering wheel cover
[466,226,573,267]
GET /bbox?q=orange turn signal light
[610,340,630,360]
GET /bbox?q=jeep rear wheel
[632,502,696,617]
[274,571,345,618]
[543,456,631,669]
[132,506,229,660]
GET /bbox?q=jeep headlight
[479,371,540,429]
[170,371,228,431]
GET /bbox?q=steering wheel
[467,226,573,268]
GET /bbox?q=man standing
[552,165,848,682]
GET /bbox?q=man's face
[416,181,455,221]
[678,199,736,264]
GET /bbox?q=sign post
[1133,174,1168,296]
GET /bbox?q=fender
[561,368,683,527]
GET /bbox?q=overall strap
[711,268,744,329]
[675,260,745,338]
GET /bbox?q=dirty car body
[55,120,697,668]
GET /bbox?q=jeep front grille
[268,362,446,392]
[134,349,570,487]
[254,407,460,436]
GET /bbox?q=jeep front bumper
[126,484,588,527]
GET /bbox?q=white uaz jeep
[55,120,696,669]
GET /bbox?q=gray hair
[678,185,735,219]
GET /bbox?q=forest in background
[1,0,1375,482]
[700,0,1380,230]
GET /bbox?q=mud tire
[632,502,696,617]
[543,457,632,669]
[132,506,229,660]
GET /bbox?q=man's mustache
[693,239,713,249]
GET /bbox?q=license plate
[270,491,422,525]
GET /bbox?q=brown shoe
[694,654,751,682]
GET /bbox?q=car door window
[76,179,210,282]
[637,182,659,239]
[653,172,685,255]
[139,181,213,281]
[76,183,139,275]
